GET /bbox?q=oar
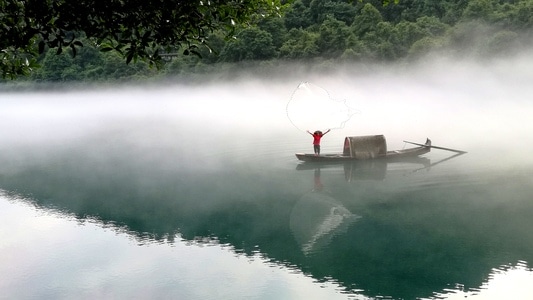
[403,140,468,154]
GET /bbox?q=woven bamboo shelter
[342,135,387,159]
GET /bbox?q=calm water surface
[1,58,533,299]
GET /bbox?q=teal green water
[1,72,533,299]
[1,125,533,299]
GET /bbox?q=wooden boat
[296,135,431,163]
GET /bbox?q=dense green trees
[237,0,532,65]
[28,39,156,82]
[220,28,277,61]
[1,0,284,79]
[3,0,532,82]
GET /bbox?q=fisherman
[307,129,330,156]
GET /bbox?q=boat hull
[295,145,430,163]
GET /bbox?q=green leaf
[126,52,134,64]
[100,47,114,52]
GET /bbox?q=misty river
[1,55,533,299]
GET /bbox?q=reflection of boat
[297,157,431,181]
[343,157,431,181]
[296,135,431,162]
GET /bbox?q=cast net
[286,82,359,132]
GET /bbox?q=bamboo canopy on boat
[343,135,387,159]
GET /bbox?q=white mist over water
[297,54,533,169]
[1,53,532,169]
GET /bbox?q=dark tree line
[4,0,533,82]
[214,0,531,63]
[1,0,285,79]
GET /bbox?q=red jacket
[312,133,324,145]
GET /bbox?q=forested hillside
[14,0,533,82]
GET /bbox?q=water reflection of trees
[1,152,532,299]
